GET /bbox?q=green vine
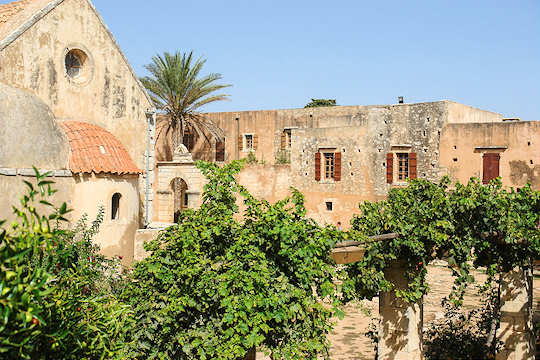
[343,177,540,305]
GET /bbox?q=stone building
[0,0,154,263]
[197,100,540,226]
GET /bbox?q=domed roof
[59,121,142,175]
[0,82,69,169]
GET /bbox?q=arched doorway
[171,178,188,223]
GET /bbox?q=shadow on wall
[509,161,540,189]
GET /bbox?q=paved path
[258,265,540,359]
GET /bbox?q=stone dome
[0,82,69,169]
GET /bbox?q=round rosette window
[65,49,92,84]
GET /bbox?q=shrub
[0,169,132,359]
[121,161,344,360]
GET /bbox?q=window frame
[323,152,335,180]
[244,134,254,151]
[396,152,409,181]
[111,192,122,221]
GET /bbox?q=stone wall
[440,121,540,190]
[71,173,140,265]
[154,160,204,223]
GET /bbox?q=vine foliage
[121,161,344,359]
[343,177,540,304]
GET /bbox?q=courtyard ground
[258,263,540,359]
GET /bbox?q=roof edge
[85,0,153,107]
[0,0,65,51]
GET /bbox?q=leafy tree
[140,51,231,152]
[0,169,132,359]
[121,161,345,359]
[304,99,337,108]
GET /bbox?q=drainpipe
[145,108,156,228]
[235,115,240,160]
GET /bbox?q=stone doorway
[171,177,188,223]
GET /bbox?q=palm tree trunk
[172,115,184,152]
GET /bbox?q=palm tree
[140,51,231,154]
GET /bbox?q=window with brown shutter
[315,152,321,181]
[323,153,335,179]
[386,153,394,184]
[334,152,342,181]
[409,152,417,179]
[238,136,243,152]
[482,153,500,184]
[253,135,258,150]
[216,140,225,162]
[281,132,286,149]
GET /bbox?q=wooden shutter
[409,152,417,179]
[238,136,243,152]
[216,140,225,162]
[281,132,286,149]
[334,152,342,181]
[315,152,321,181]
[483,153,500,184]
[253,135,258,150]
[386,153,394,184]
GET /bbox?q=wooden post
[496,264,535,360]
[378,260,423,360]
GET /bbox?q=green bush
[0,169,132,359]
[121,161,344,360]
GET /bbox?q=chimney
[398,96,404,104]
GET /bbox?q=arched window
[111,193,121,220]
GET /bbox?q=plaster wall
[446,101,503,124]
[71,174,140,265]
[237,164,292,203]
[0,0,152,169]
[0,173,73,222]
[440,121,540,189]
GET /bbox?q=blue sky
[3,0,539,118]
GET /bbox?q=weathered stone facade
[201,100,540,227]
[0,0,152,264]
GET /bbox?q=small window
[245,134,254,150]
[397,153,409,181]
[324,153,335,179]
[65,51,82,78]
[326,201,333,211]
[286,129,292,149]
[111,193,121,220]
[216,140,225,162]
[184,192,189,207]
[64,48,90,84]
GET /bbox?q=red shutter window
[315,152,321,181]
[334,152,342,181]
[386,153,394,184]
[216,140,225,162]
[483,153,500,184]
[409,152,417,179]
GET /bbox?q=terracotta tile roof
[0,0,53,45]
[59,121,142,175]
[0,0,33,27]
